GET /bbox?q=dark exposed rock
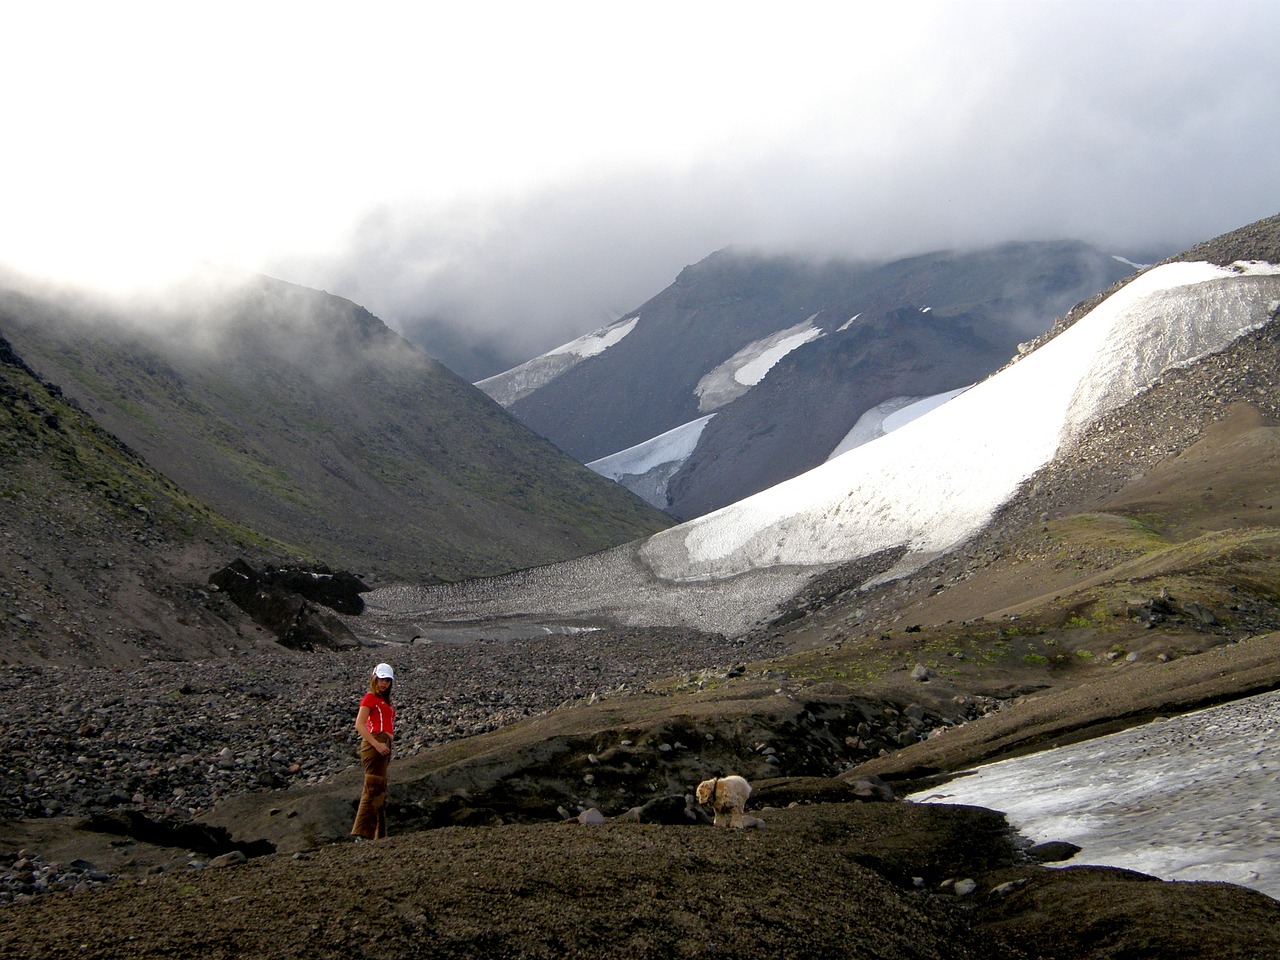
[209,559,361,651]
[78,811,274,860]
[1027,840,1083,863]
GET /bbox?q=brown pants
[351,733,392,839]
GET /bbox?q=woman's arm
[354,705,390,755]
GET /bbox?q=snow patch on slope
[587,415,716,509]
[911,689,1280,899]
[476,315,639,406]
[640,261,1280,583]
[589,415,715,480]
[827,388,970,461]
[1112,254,1153,270]
[695,318,823,412]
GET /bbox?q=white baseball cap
[373,662,395,680]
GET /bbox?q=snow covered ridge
[587,415,716,509]
[638,261,1280,584]
[475,315,639,406]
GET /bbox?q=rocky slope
[0,332,277,666]
[0,270,671,584]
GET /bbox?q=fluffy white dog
[695,775,762,829]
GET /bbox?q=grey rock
[911,664,936,682]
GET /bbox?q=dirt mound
[4,802,1278,960]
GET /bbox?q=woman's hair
[367,675,393,703]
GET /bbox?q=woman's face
[376,677,392,695]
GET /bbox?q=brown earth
[3,796,1279,960]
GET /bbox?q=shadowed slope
[0,273,671,583]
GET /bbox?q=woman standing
[351,662,396,840]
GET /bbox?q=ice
[910,690,1280,899]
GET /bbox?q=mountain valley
[2,216,1280,958]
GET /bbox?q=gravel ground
[0,627,783,826]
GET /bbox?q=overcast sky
[4,1,1278,376]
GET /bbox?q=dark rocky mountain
[480,241,1152,519]
[0,271,671,592]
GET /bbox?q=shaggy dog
[695,775,762,829]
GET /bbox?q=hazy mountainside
[0,333,273,665]
[0,272,671,585]
[480,241,1146,518]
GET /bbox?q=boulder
[209,559,362,651]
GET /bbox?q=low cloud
[4,3,1278,380]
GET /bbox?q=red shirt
[360,692,395,736]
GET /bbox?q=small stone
[911,663,936,682]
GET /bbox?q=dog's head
[695,778,717,805]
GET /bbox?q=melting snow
[910,689,1280,900]
[694,318,824,412]
[588,415,716,482]
[373,261,1280,638]
[1113,254,1153,270]
[585,414,718,509]
[544,315,639,360]
[827,387,970,460]
[475,315,639,406]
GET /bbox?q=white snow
[837,313,861,332]
[910,689,1280,900]
[545,315,639,360]
[475,315,639,406]
[1112,254,1153,270]
[694,318,824,412]
[827,387,970,461]
[588,414,716,480]
[638,261,1280,583]
[732,327,823,386]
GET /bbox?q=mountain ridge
[481,239,1147,518]
[0,271,672,588]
